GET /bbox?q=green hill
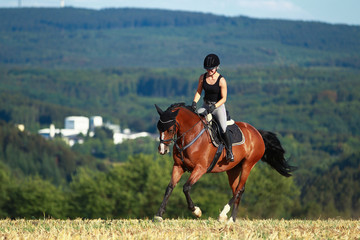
[0,8,359,68]
[0,121,101,184]
[0,8,359,219]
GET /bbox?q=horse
[154,103,295,222]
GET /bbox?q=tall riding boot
[221,130,234,162]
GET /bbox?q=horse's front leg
[183,166,207,218]
[154,165,184,221]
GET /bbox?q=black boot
[221,130,234,162]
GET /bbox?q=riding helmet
[203,54,220,70]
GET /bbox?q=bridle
[159,117,206,155]
[157,107,208,172]
[159,120,179,146]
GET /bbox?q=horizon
[1,0,359,26]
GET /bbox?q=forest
[1,8,360,68]
[0,120,359,219]
[0,8,359,220]
[0,65,359,219]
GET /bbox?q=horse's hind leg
[228,161,256,222]
[219,164,242,222]
[183,166,207,218]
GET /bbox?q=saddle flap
[208,121,245,147]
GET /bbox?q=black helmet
[203,54,220,70]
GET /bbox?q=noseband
[159,118,205,150]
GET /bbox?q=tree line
[0,120,359,219]
[1,8,360,68]
[0,64,359,219]
[1,66,359,134]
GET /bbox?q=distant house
[64,116,89,135]
[39,116,98,146]
[113,128,151,144]
[38,115,154,146]
[89,116,103,137]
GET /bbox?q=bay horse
[154,103,295,222]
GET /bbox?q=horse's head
[155,104,180,155]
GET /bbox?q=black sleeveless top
[203,73,222,103]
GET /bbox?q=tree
[240,162,301,219]
[300,152,360,218]
[0,162,11,218]
[107,154,179,218]
[5,176,66,219]
[68,168,115,219]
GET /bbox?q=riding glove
[208,103,216,113]
[191,101,197,111]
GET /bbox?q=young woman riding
[191,53,234,162]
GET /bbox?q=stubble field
[0,218,359,239]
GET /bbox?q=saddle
[202,112,245,147]
[179,105,245,172]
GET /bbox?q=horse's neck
[176,108,202,134]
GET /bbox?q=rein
[160,117,205,147]
[174,119,206,170]
[175,120,206,152]
[160,115,207,170]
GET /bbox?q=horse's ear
[155,104,164,115]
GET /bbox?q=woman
[191,53,234,162]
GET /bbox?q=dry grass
[0,218,359,239]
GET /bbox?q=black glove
[208,103,216,113]
[191,101,197,111]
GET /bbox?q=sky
[1,0,359,26]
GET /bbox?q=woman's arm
[215,77,227,108]
[193,74,204,103]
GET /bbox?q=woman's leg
[213,105,234,162]
[212,104,227,133]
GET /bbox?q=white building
[39,116,90,146]
[90,116,103,129]
[104,121,120,133]
[113,128,151,144]
[65,116,89,135]
[89,116,103,137]
[38,115,153,146]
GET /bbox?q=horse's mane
[166,102,193,112]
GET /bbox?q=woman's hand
[191,101,197,111]
[208,103,216,113]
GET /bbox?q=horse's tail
[258,130,296,177]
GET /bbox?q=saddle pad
[209,122,245,147]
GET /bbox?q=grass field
[0,218,359,239]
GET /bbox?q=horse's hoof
[153,216,163,222]
[218,214,228,222]
[227,217,235,224]
[192,206,202,218]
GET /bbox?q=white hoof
[192,206,202,218]
[218,214,228,222]
[153,216,163,222]
[227,217,235,224]
[219,204,230,222]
